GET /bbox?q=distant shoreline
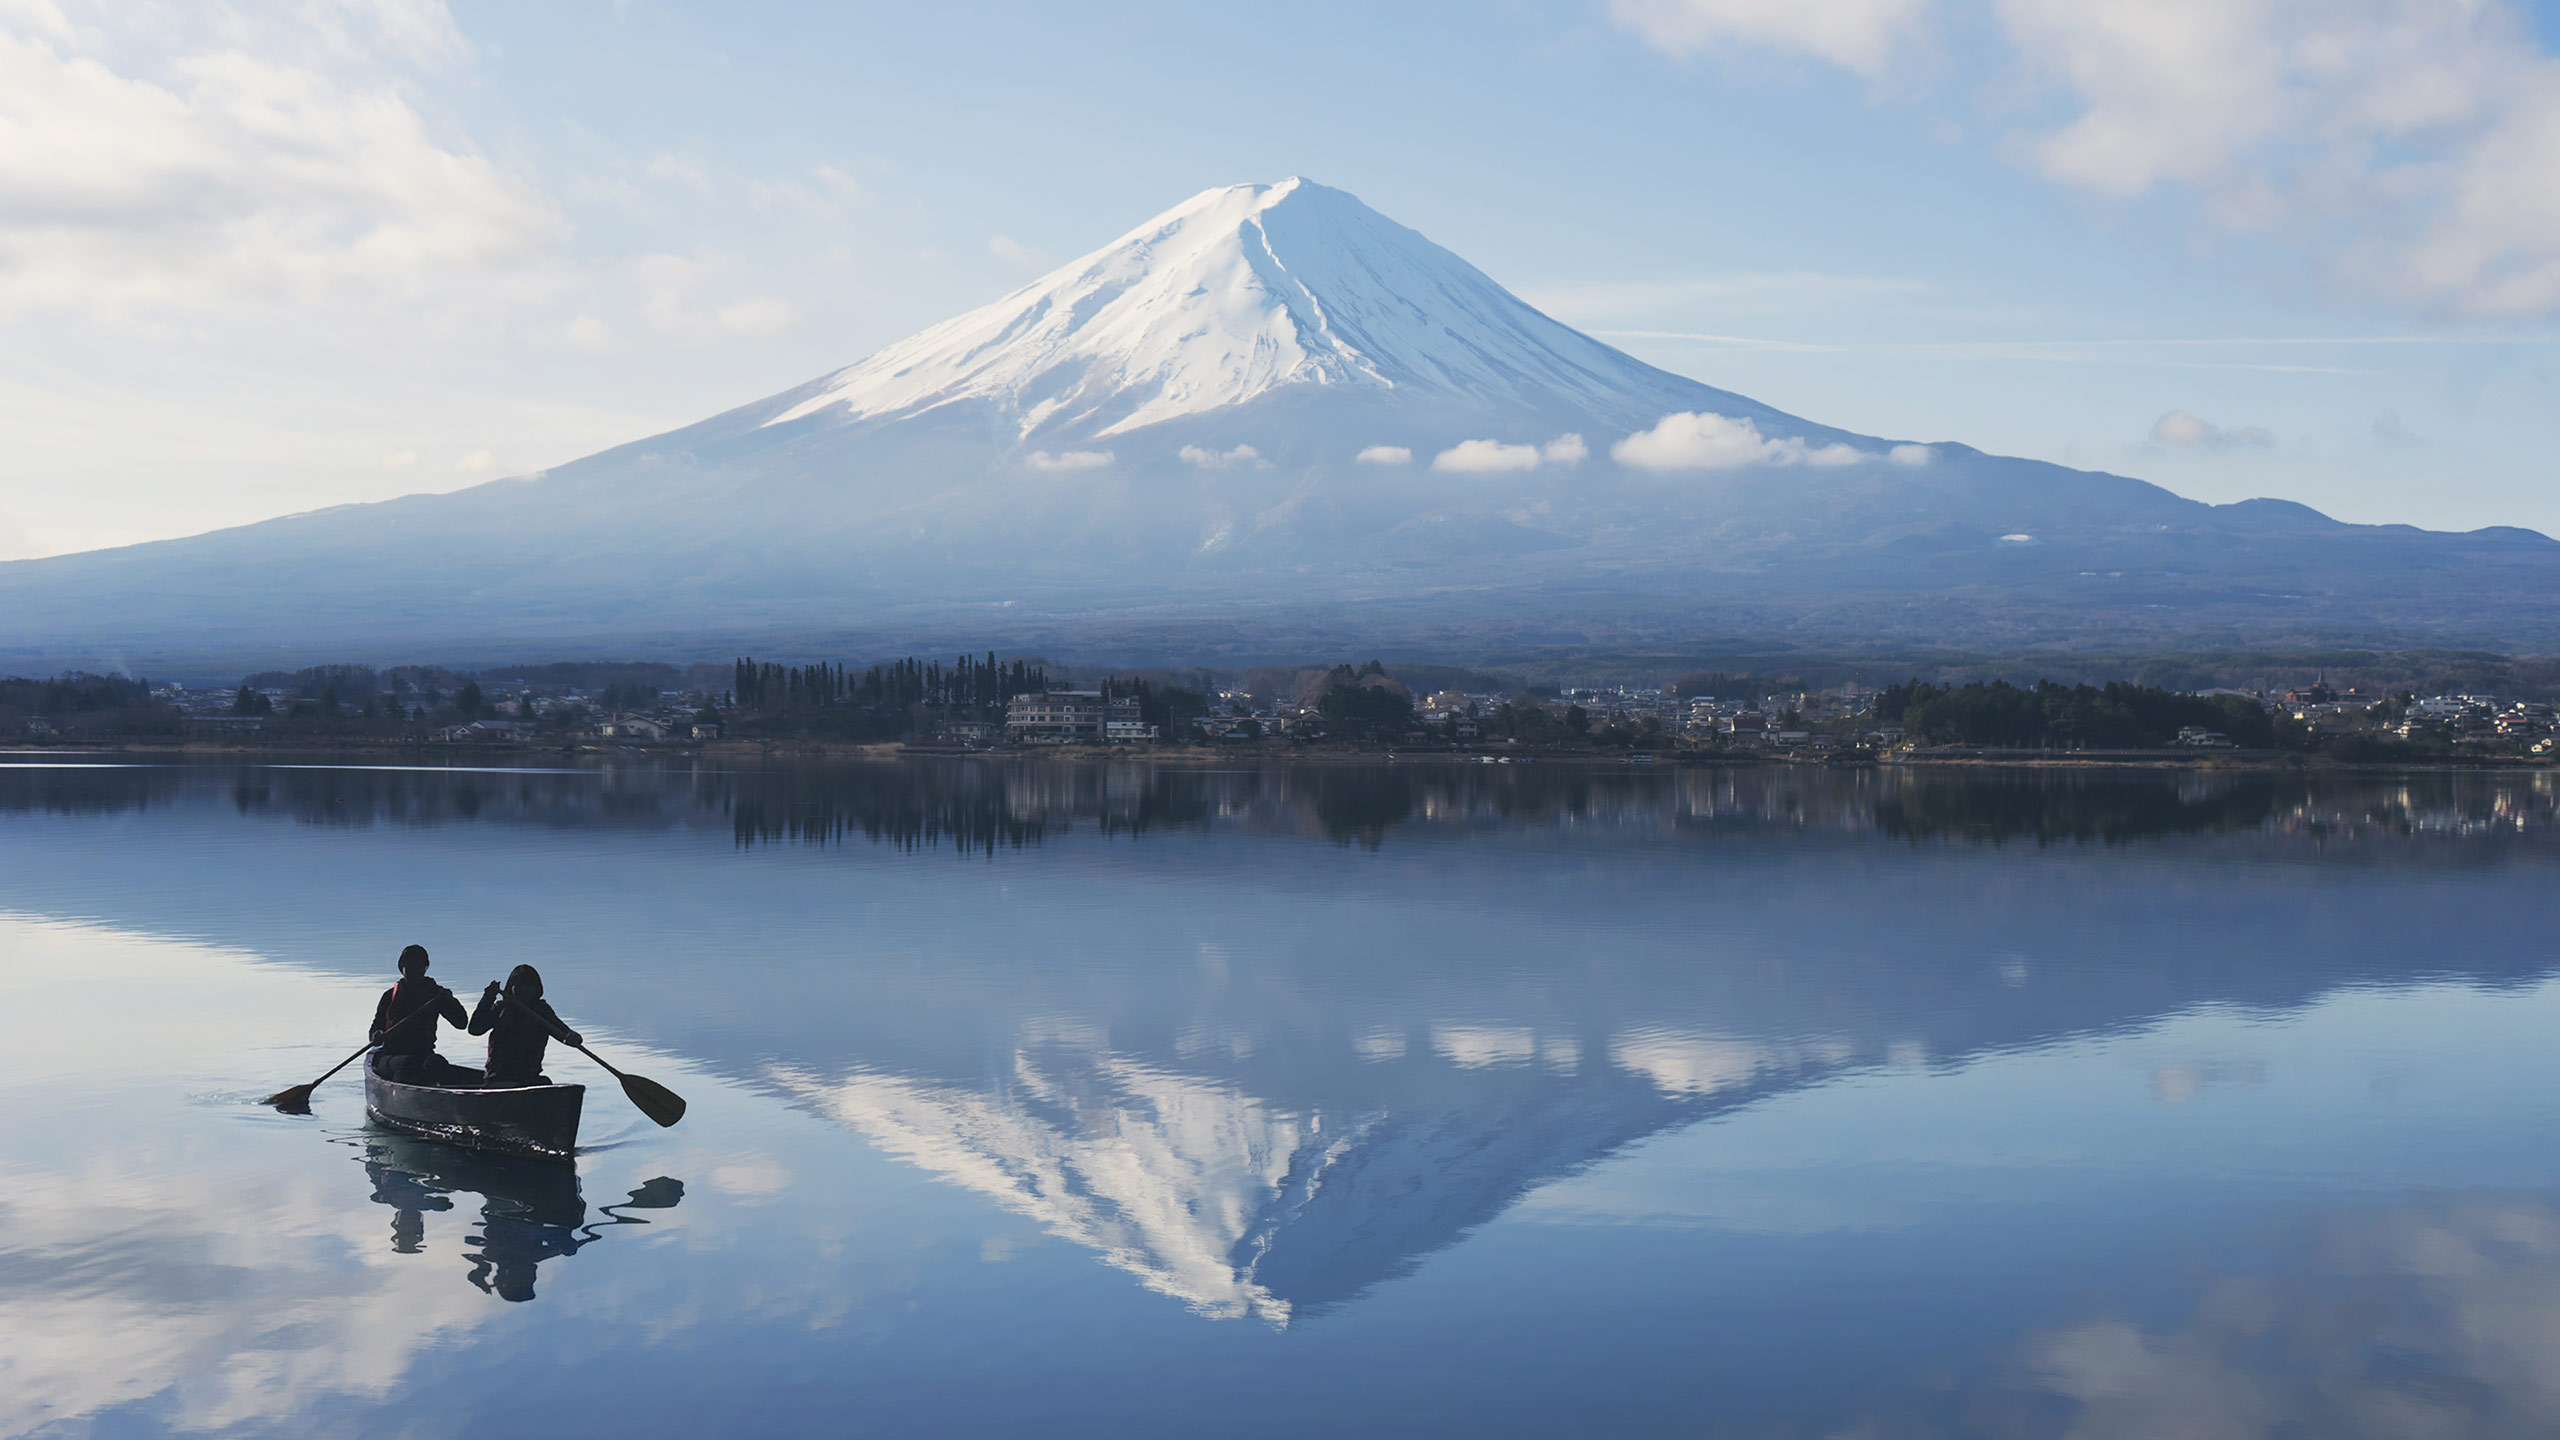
[4,737,2554,774]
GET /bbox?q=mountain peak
[11,179,2540,668]
[763,177,1697,441]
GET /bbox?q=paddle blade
[619,1072,687,1127]
[265,1083,316,1113]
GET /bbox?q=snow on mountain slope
[763,177,1720,441]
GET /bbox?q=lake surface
[6,756,2560,1438]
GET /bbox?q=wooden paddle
[264,994,446,1111]
[564,1039,687,1127]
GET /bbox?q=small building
[2173,726,2235,748]
[1007,692,1141,744]
[602,715,671,741]
[437,720,530,743]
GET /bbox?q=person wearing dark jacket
[470,964,582,1086]
[372,944,471,1085]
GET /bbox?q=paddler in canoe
[372,944,474,1085]
[470,964,582,1086]
[264,945,685,1130]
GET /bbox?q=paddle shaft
[568,1039,625,1079]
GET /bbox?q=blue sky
[2,0,2555,557]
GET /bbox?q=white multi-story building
[1006,692,1143,744]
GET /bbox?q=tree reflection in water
[359,1134,682,1302]
[6,757,2560,857]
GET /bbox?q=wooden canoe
[364,1054,585,1162]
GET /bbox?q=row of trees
[0,673,187,741]
[732,654,1047,715]
[232,678,490,723]
[2,673,152,715]
[727,653,1053,743]
[1875,680,2289,749]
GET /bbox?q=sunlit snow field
[5,758,2560,1438]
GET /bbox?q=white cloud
[2149,409,2273,450]
[1179,443,1264,469]
[706,1157,795,1197]
[454,448,496,474]
[1355,444,1413,465]
[988,234,1037,264]
[1984,1200,2560,1440]
[2000,0,2560,315]
[644,152,709,190]
[1433,1024,1538,1069]
[811,164,865,202]
[563,313,611,349]
[1611,0,2560,316]
[1432,439,1542,473]
[1432,436,1589,473]
[0,13,565,317]
[715,294,798,337]
[1607,0,1930,77]
[749,163,868,216]
[380,448,418,469]
[1888,442,1933,466]
[1611,411,1868,470]
[636,250,800,338]
[1026,449,1112,471]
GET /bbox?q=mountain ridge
[5,176,2556,668]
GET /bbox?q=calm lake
[6,756,2560,1438]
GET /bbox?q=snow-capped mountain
[762,177,1739,440]
[2,177,2555,668]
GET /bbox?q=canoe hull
[364,1059,584,1162]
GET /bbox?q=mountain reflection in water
[358,1134,683,1303]
[774,1024,1844,1323]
